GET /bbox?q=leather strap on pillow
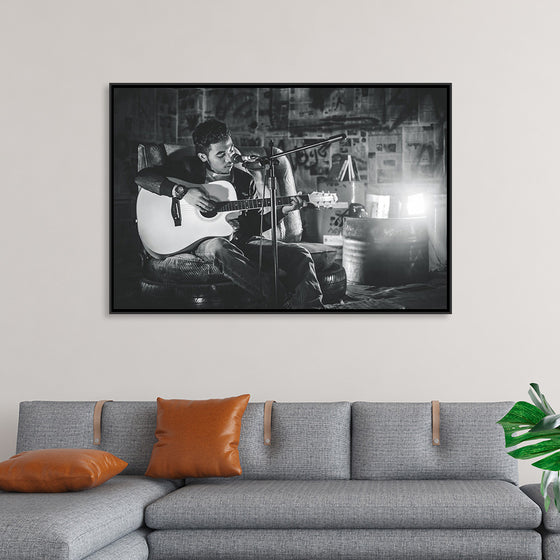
[432,400,440,446]
[264,400,275,446]
[93,400,112,445]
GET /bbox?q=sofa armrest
[522,483,560,533]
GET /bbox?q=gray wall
[1,0,559,485]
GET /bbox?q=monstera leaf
[497,383,560,512]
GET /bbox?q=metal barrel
[342,217,429,286]
[342,237,369,284]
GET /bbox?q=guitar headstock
[306,191,339,208]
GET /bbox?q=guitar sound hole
[200,208,218,219]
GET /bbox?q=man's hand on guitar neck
[181,185,216,212]
[281,192,304,216]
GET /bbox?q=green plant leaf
[503,428,560,448]
[500,386,560,512]
[541,470,557,495]
[529,383,556,415]
[497,401,546,427]
[553,476,560,512]
[545,474,560,512]
[540,470,560,512]
[509,439,560,460]
[530,414,560,432]
[497,401,551,447]
[498,389,560,477]
[532,451,560,471]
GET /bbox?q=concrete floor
[325,271,448,312]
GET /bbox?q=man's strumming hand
[183,186,215,212]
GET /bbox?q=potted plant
[497,383,560,512]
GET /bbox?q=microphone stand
[247,134,346,308]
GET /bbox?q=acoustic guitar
[136,180,338,258]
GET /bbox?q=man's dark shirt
[135,155,282,241]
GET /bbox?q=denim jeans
[194,237,323,309]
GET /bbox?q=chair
[136,143,346,309]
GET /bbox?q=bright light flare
[407,193,426,216]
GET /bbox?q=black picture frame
[110,83,451,313]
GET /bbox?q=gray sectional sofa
[0,400,558,559]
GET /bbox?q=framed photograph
[111,84,451,313]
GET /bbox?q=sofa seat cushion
[544,533,560,560]
[82,529,149,560]
[147,529,541,560]
[0,475,179,560]
[145,479,541,531]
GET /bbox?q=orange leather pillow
[0,448,128,492]
[145,394,250,479]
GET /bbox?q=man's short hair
[192,119,231,155]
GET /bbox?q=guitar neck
[216,195,309,213]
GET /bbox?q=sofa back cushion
[351,402,518,484]
[17,401,158,475]
[17,401,351,479]
[238,402,351,480]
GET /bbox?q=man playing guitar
[135,119,324,309]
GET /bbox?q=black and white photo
[111,84,450,312]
